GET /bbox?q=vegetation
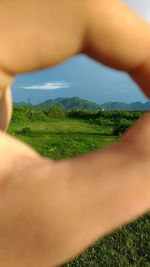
[8,106,150,266]
[113,120,135,136]
[20,126,32,135]
[15,97,150,111]
[33,96,101,111]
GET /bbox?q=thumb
[0,86,12,131]
[123,112,150,156]
[0,69,14,131]
[0,130,40,159]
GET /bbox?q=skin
[0,0,149,266]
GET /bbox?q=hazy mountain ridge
[100,101,150,111]
[14,97,150,111]
[34,97,100,110]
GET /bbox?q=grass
[9,118,117,159]
[8,116,150,267]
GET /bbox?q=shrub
[47,106,66,118]
[113,120,134,136]
[20,127,32,135]
[27,109,48,121]
[12,106,49,122]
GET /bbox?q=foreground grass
[9,118,117,159]
[8,117,150,267]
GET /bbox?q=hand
[0,1,149,266]
[0,113,149,267]
[0,131,51,267]
[1,0,150,129]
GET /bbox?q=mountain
[35,97,100,111]
[14,98,150,111]
[100,101,150,111]
[140,101,150,110]
[99,102,131,111]
[14,101,32,107]
[35,99,63,110]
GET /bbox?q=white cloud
[20,82,70,90]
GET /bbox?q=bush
[27,109,48,121]
[12,106,49,122]
[113,120,134,136]
[47,106,66,118]
[20,127,32,135]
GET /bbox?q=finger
[0,86,12,131]
[84,0,150,70]
[84,0,150,95]
[0,67,14,131]
[129,60,150,98]
[0,0,86,74]
[123,112,150,156]
[55,114,150,266]
[0,130,40,159]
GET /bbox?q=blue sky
[12,0,150,105]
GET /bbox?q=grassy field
[9,118,118,159]
[8,112,150,267]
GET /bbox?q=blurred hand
[1,0,150,129]
[0,0,149,266]
[0,111,149,267]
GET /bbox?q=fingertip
[122,112,150,154]
[129,59,150,98]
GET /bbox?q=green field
[8,108,150,267]
[9,118,118,159]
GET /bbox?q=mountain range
[14,97,150,111]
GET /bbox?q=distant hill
[35,97,100,111]
[100,101,150,111]
[14,102,31,107]
[34,99,64,110]
[14,98,150,111]
[100,102,131,111]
